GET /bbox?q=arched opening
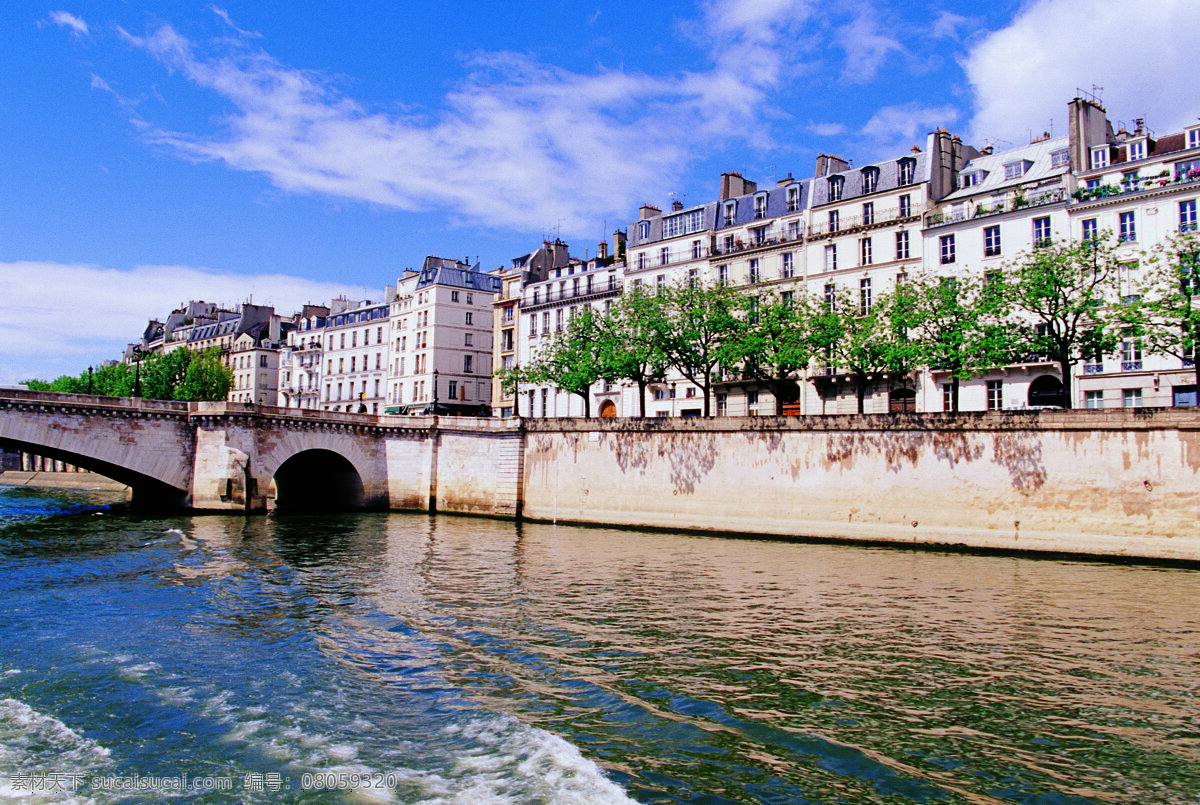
[1028,375,1065,408]
[271,449,366,513]
[0,437,188,510]
[889,387,917,413]
[598,400,617,418]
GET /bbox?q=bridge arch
[0,436,188,509]
[269,449,369,513]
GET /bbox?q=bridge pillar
[191,422,268,512]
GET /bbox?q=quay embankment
[0,470,129,494]
[518,409,1200,563]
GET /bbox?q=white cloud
[0,262,375,384]
[860,103,960,156]
[48,11,88,37]
[809,122,848,138]
[838,12,904,84]
[964,0,1195,146]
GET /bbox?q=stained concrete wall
[521,410,1200,562]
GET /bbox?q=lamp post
[87,366,93,395]
[432,369,439,414]
[131,347,143,398]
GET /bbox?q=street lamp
[87,366,93,395]
[131,347,143,398]
[432,369,439,414]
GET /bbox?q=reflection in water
[1,490,1199,803]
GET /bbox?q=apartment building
[387,257,500,415]
[315,297,391,413]
[277,304,330,409]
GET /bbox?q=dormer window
[1091,146,1110,169]
[959,171,985,189]
[723,200,737,225]
[1127,139,1147,162]
[862,167,879,194]
[897,158,916,186]
[1050,149,1070,168]
[1189,128,1200,150]
[637,220,650,240]
[753,192,768,219]
[786,185,800,212]
[1003,160,1032,180]
[828,176,844,202]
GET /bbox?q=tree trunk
[1058,358,1074,409]
[578,391,591,418]
[636,380,647,418]
[856,377,867,415]
[951,376,960,413]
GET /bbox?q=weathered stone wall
[431,417,523,516]
[521,410,1200,562]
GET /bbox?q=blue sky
[1,0,1195,383]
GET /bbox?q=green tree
[141,349,192,400]
[1002,232,1123,408]
[811,286,921,414]
[720,290,814,415]
[654,281,738,417]
[1131,231,1200,395]
[909,273,1015,412]
[174,348,233,401]
[519,307,607,417]
[597,286,669,418]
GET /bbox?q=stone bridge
[0,390,523,514]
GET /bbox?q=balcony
[808,206,917,238]
[927,188,1066,228]
[1071,169,1200,205]
[710,230,804,257]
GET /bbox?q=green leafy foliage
[23,347,232,402]
[719,290,813,415]
[1129,231,1200,395]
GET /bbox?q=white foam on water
[419,714,634,805]
[0,698,111,804]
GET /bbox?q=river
[1,484,1199,803]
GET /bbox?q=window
[1123,388,1143,408]
[824,283,836,310]
[860,237,873,266]
[1121,170,1139,192]
[940,234,956,264]
[895,231,910,260]
[825,244,837,272]
[447,380,458,399]
[859,278,872,314]
[529,315,537,337]
[1190,129,1200,150]
[751,226,766,245]
[656,274,666,294]
[692,240,702,259]
[687,268,699,288]
[1085,390,1104,409]
[451,291,460,302]
[659,246,670,266]
[1119,211,1137,242]
[1050,149,1070,168]
[1128,139,1146,161]
[754,193,767,219]
[862,168,879,194]
[258,354,268,367]
[542,312,550,334]
[637,220,650,240]
[898,158,915,186]
[749,259,760,283]
[1181,200,1198,233]
[787,185,800,212]
[351,331,357,348]
[464,355,474,373]
[1003,160,1030,180]
[828,176,843,201]
[1082,218,1098,242]
[465,312,474,325]
[828,210,840,232]
[663,209,704,238]
[899,194,911,218]
[782,252,794,278]
[788,220,800,239]
[466,293,473,304]
[959,172,980,189]
[636,252,647,270]
[986,380,1003,411]
[532,289,540,305]
[1090,146,1109,169]
[718,265,729,285]
[942,383,958,412]
[862,202,874,226]
[1121,337,1143,371]
[1033,217,1052,248]
[984,225,1001,257]
[747,390,760,415]
[555,309,563,331]
[724,201,737,225]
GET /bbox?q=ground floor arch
[1028,375,1065,408]
[269,449,368,513]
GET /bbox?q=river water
[2,485,1200,804]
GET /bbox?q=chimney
[671,199,684,212]
[598,239,608,260]
[776,173,794,186]
[613,230,627,260]
[719,172,757,200]
[911,145,922,153]
[639,204,662,220]
[814,154,850,177]
[1068,95,1115,172]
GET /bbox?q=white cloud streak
[964,0,1195,146]
[0,262,375,384]
[49,10,88,37]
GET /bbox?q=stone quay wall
[518,409,1200,562]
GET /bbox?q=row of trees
[503,231,1199,414]
[24,347,234,402]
